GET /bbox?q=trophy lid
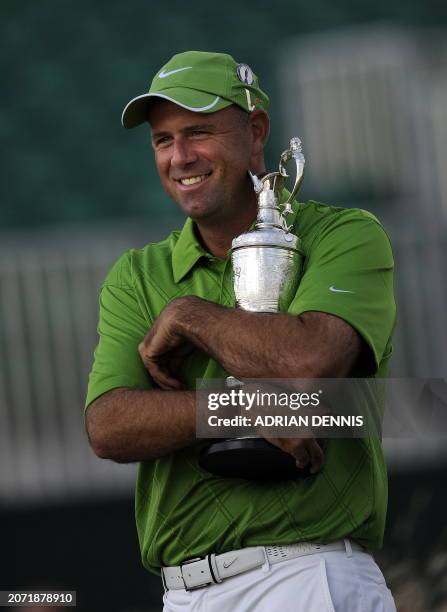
[232,226,300,251]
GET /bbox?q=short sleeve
[85,252,153,409]
[288,213,396,372]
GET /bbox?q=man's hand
[139,294,364,390]
[264,436,325,475]
[138,297,198,390]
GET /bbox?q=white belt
[161,540,365,591]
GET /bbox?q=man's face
[148,100,255,222]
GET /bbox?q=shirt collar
[172,217,209,283]
[171,190,302,283]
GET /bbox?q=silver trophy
[199,138,307,480]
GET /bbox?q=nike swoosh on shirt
[222,557,238,568]
[158,66,193,78]
[329,286,355,293]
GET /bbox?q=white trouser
[162,544,396,612]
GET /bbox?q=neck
[195,192,258,259]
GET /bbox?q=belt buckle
[180,556,210,592]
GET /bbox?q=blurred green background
[3,0,447,228]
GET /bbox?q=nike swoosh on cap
[329,286,355,293]
[158,66,193,78]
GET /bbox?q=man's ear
[248,109,270,154]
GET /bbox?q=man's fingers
[265,437,325,475]
[138,323,194,391]
[293,445,310,470]
[139,335,184,389]
[294,440,324,474]
[144,360,184,390]
[306,439,325,474]
[156,375,183,390]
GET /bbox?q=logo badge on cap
[236,63,254,85]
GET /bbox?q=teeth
[180,174,208,185]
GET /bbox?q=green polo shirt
[86,199,396,575]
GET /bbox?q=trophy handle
[248,137,305,230]
[279,137,305,214]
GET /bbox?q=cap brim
[121,89,233,128]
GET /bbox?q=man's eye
[155,136,171,147]
[190,130,208,138]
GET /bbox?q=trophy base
[199,438,311,481]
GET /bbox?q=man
[85,51,397,611]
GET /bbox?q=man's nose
[171,137,197,167]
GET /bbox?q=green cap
[121,50,270,128]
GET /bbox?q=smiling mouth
[175,172,212,186]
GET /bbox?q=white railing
[0,221,177,506]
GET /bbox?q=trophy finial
[279,137,305,214]
[290,137,302,152]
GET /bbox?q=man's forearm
[85,387,196,462]
[176,298,357,379]
[178,304,299,378]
